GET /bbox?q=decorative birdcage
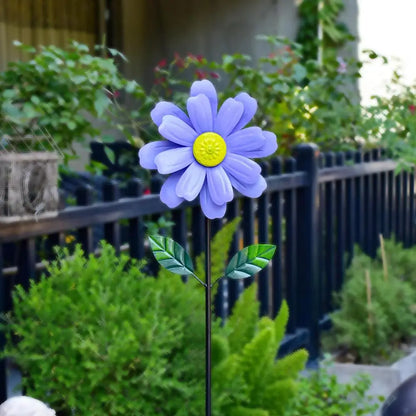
[0,133,61,222]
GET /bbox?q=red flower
[153,76,167,85]
[157,58,167,68]
[209,71,220,79]
[195,70,207,80]
[154,58,167,72]
[409,105,416,114]
[174,52,185,68]
[144,188,151,195]
[196,54,204,63]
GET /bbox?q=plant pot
[0,151,59,222]
[327,349,416,415]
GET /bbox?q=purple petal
[176,161,206,201]
[155,147,193,174]
[222,153,261,184]
[200,183,226,219]
[151,101,190,127]
[207,166,233,205]
[187,94,213,133]
[190,80,218,119]
[138,141,178,170]
[214,98,244,137]
[159,115,197,146]
[226,127,266,154]
[232,92,258,133]
[160,171,185,208]
[229,174,267,198]
[260,131,278,156]
[239,131,278,158]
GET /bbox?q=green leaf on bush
[149,234,194,276]
[225,244,276,279]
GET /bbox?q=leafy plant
[2,217,308,415]
[361,68,416,170]
[284,359,381,416]
[145,35,363,155]
[323,242,416,364]
[0,41,145,163]
[212,285,308,416]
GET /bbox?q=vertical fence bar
[295,143,319,359]
[409,170,415,246]
[16,238,36,290]
[0,244,7,402]
[45,232,65,261]
[395,171,404,242]
[324,152,336,313]
[402,170,410,247]
[354,150,365,248]
[172,207,188,284]
[371,149,382,256]
[211,219,228,320]
[345,150,355,265]
[126,179,145,260]
[270,158,283,318]
[335,152,346,294]
[387,169,395,239]
[284,157,297,331]
[380,168,389,238]
[258,162,270,316]
[242,196,255,288]
[103,179,121,254]
[192,206,205,258]
[317,155,326,317]
[76,184,94,255]
[363,152,373,255]
[226,199,243,312]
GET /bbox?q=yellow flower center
[193,132,227,167]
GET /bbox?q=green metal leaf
[225,244,276,280]
[148,235,194,276]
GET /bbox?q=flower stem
[205,217,212,416]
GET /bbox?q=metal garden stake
[139,79,278,415]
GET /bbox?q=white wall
[358,0,416,104]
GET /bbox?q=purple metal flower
[139,80,277,219]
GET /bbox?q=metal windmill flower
[139,79,277,416]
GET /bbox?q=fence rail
[0,143,415,401]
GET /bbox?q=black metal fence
[0,143,414,401]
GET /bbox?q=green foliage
[324,242,416,364]
[0,41,145,162]
[2,219,308,415]
[150,36,363,155]
[361,68,416,170]
[284,360,381,416]
[212,286,309,416]
[2,243,205,415]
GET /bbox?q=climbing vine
[296,0,354,65]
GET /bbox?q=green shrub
[3,243,204,415]
[284,360,381,416]
[324,243,416,364]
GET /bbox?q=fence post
[294,143,320,360]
